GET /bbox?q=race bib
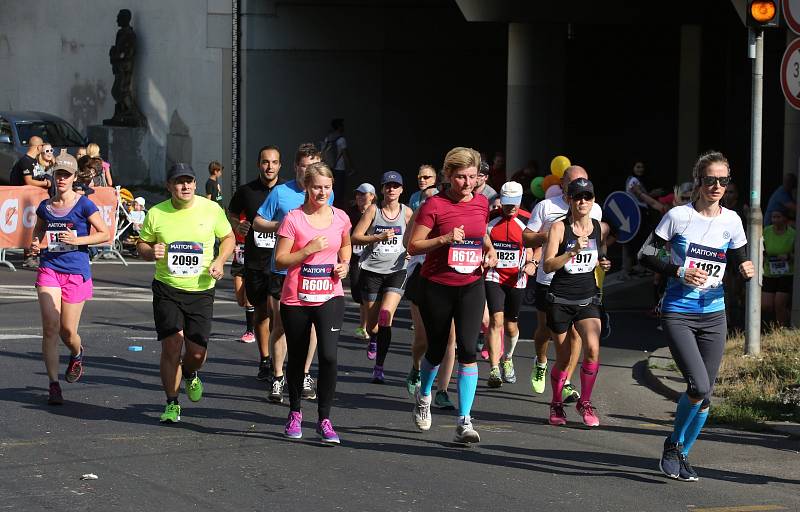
[298,264,335,303]
[563,239,598,274]
[167,241,203,276]
[448,238,483,274]
[768,256,789,276]
[254,230,276,249]
[233,243,245,265]
[492,241,521,269]
[45,229,78,253]
[375,225,403,254]
[352,244,365,256]
[683,243,726,289]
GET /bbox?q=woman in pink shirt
[274,162,352,444]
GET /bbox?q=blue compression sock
[419,358,439,397]
[456,364,479,417]
[681,408,709,455]
[670,393,702,445]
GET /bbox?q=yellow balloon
[550,155,571,178]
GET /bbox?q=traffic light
[747,0,781,28]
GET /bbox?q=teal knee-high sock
[681,408,709,455]
[419,358,439,397]
[457,364,479,418]
[670,393,702,445]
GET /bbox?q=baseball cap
[355,183,376,194]
[381,171,403,186]
[134,196,146,206]
[567,178,594,197]
[166,163,196,181]
[52,149,78,174]
[500,181,523,205]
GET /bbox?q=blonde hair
[690,150,730,203]
[441,147,481,179]
[303,162,334,202]
[86,143,101,158]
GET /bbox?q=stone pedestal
[87,125,150,186]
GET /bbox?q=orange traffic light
[748,0,781,28]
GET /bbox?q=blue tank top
[37,195,99,282]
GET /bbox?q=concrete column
[676,25,702,182]
[505,23,565,178]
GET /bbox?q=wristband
[678,266,686,279]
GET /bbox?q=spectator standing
[764,173,797,226]
[475,161,498,206]
[86,143,113,187]
[9,136,47,188]
[205,161,224,207]
[408,165,437,211]
[762,208,795,326]
[323,118,351,208]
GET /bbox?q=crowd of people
[21,138,758,480]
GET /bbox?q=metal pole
[745,28,763,356]
[231,0,241,193]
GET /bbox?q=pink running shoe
[577,400,600,427]
[316,418,340,444]
[240,331,256,343]
[549,402,567,426]
[284,411,303,439]
[367,340,377,360]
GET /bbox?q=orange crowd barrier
[0,186,118,249]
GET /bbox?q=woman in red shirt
[408,147,497,444]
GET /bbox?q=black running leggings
[280,296,344,419]
[418,277,485,366]
[660,311,726,403]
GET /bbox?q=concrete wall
[0,0,230,188]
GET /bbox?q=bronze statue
[104,9,146,127]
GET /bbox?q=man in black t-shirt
[205,161,224,207]
[9,136,49,189]
[227,146,283,381]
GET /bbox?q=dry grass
[712,327,800,426]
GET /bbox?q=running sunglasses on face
[572,193,594,201]
[701,176,731,187]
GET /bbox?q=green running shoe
[531,361,547,394]
[160,403,181,423]
[487,366,502,388]
[562,382,580,403]
[501,358,517,383]
[406,368,421,397]
[186,374,204,402]
[434,390,455,410]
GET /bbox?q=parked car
[0,111,87,185]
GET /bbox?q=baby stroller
[116,188,145,257]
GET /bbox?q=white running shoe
[453,416,480,444]
[412,389,432,431]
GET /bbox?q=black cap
[567,177,594,197]
[167,163,196,181]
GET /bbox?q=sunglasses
[417,175,436,180]
[43,149,54,154]
[572,193,594,202]
[700,176,731,187]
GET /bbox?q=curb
[644,347,800,439]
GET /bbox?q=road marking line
[691,507,787,512]
[0,334,40,340]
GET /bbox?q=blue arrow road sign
[602,191,642,244]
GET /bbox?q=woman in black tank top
[541,178,610,428]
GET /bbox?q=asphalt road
[0,257,798,512]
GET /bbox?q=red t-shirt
[485,209,530,288]
[417,192,489,286]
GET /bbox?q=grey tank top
[359,204,409,273]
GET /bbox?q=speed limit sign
[781,38,800,111]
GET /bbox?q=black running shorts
[485,281,523,322]
[152,279,215,347]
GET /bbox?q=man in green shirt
[137,163,235,423]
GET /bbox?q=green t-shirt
[762,225,795,277]
[139,196,232,291]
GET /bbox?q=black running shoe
[677,453,699,482]
[257,358,272,382]
[659,436,682,479]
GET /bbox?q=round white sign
[781,38,800,111]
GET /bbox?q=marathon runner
[275,162,351,443]
[484,181,535,388]
[408,147,497,444]
[351,171,412,383]
[228,145,284,378]
[638,151,753,482]
[347,183,376,340]
[137,163,234,423]
[541,178,610,427]
[30,150,110,404]
[231,212,255,343]
[253,143,332,403]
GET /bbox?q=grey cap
[355,183,376,194]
